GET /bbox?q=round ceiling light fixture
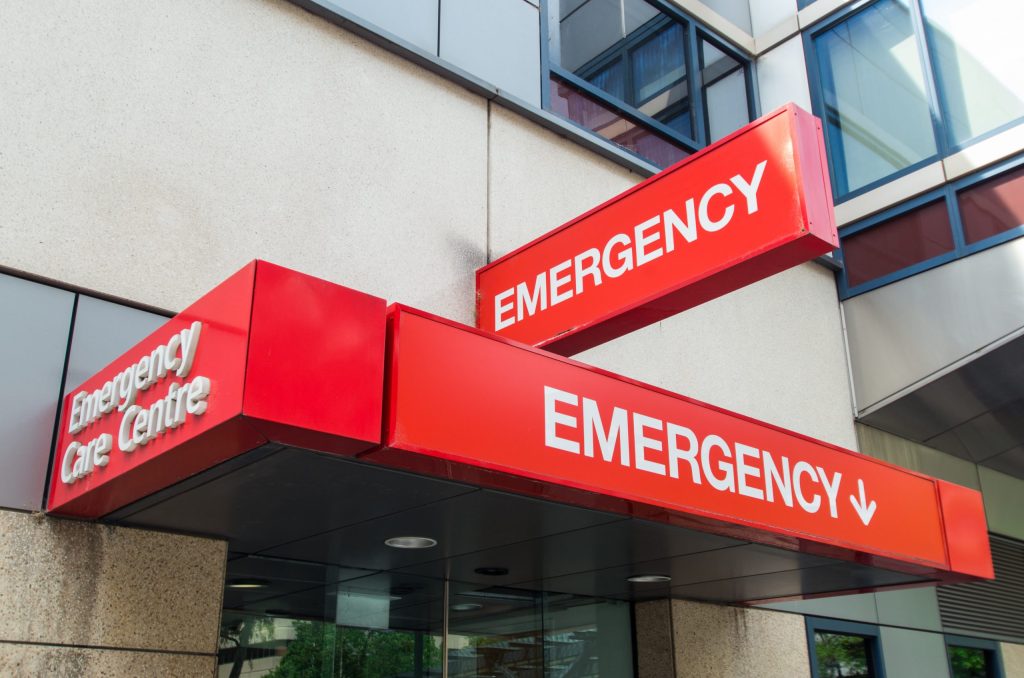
[226,578,270,589]
[384,536,438,549]
[626,574,671,583]
[451,603,483,612]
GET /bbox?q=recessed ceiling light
[474,566,509,576]
[451,603,483,612]
[385,536,438,549]
[227,578,270,589]
[627,574,671,583]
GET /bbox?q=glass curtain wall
[545,0,752,168]
[218,573,633,678]
[810,0,1024,199]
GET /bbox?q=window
[807,618,885,678]
[545,0,753,167]
[946,635,1004,678]
[838,153,1024,297]
[807,0,1024,200]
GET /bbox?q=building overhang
[47,261,993,623]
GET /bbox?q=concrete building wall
[0,510,227,677]
[0,0,857,449]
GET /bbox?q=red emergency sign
[48,261,386,518]
[476,104,838,355]
[380,306,992,582]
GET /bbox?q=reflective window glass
[922,0,1024,147]
[550,0,693,139]
[700,38,749,142]
[814,631,877,678]
[814,0,938,196]
[842,199,954,288]
[550,76,690,167]
[958,164,1024,245]
[948,644,998,678]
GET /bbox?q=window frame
[945,634,1005,678]
[805,0,1024,202]
[541,0,757,167]
[807,617,887,678]
[803,0,944,202]
[837,152,1024,298]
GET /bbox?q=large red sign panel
[476,104,838,355]
[48,261,386,518]
[383,307,992,582]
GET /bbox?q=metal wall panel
[879,627,951,678]
[439,0,541,106]
[938,535,1024,643]
[0,273,74,510]
[843,237,1024,413]
[314,0,440,54]
[63,295,167,395]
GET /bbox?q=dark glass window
[921,0,1024,147]
[546,0,750,166]
[813,0,937,197]
[958,164,1024,245]
[814,631,878,678]
[842,199,954,288]
[549,76,690,168]
[948,644,999,678]
[700,38,749,142]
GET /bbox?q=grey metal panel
[64,295,166,395]
[859,335,1024,480]
[700,0,752,33]
[759,591,878,623]
[843,237,1024,413]
[0,274,74,510]
[879,627,951,678]
[315,0,440,54]
[439,0,541,105]
[874,587,942,632]
[937,535,1024,643]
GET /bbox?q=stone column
[635,598,810,678]
[0,509,227,677]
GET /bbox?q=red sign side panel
[476,104,838,355]
[383,308,990,578]
[937,480,994,580]
[242,261,387,454]
[47,263,259,518]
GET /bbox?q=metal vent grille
[937,535,1024,643]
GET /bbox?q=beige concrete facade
[0,509,226,676]
[0,0,856,449]
[1003,641,1024,678]
[635,599,810,678]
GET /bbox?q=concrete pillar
[0,509,227,677]
[1004,642,1024,677]
[635,599,810,678]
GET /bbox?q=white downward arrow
[849,479,877,526]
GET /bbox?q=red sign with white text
[48,261,386,518]
[381,307,992,582]
[476,104,838,355]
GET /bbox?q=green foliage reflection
[948,645,990,678]
[814,631,872,678]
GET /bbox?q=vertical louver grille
[937,535,1024,642]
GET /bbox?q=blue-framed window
[543,0,756,168]
[807,617,886,678]
[805,0,1024,202]
[946,635,1005,678]
[836,153,1024,298]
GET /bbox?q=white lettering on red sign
[494,160,768,331]
[542,385,878,526]
[60,321,211,485]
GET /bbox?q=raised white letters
[495,160,770,329]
